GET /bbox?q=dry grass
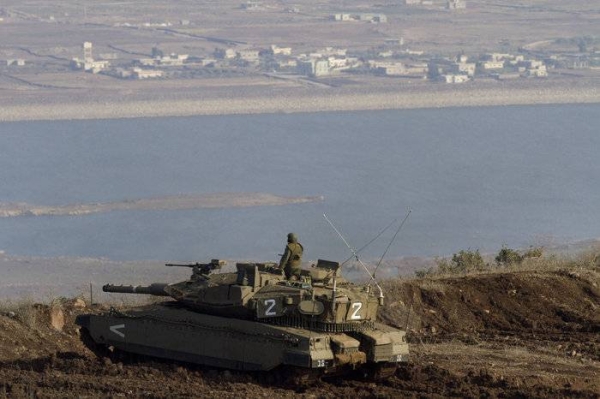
[416,279,448,293]
[0,297,38,328]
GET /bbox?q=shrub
[496,246,543,267]
[495,246,523,266]
[434,257,454,274]
[414,268,434,278]
[431,249,486,275]
[418,246,548,278]
[523,246,543,259]
[451,249,486,273]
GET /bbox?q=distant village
[2,1,599,85]
[62,39,599,84]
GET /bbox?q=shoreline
[0,193,324,218]
[1,79,599,122]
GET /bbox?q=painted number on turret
[257,298,282,318]
[264,299,277,316]
[350,302,362,320]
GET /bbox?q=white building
[271,45,292,56]
[132,67,163,79]
[443,74,470,83]
[214,48,237,59]
[6,59,25,66]
[71,42,110,73]
[297,58,329,77]
[455,62,476,76]
[447,0,466,9]
[238,49,260,62]
[526,64,548,77]
[481,61,505,70]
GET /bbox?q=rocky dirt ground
[0,268,598,398]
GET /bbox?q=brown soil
[1,269,599,398]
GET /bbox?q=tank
[76,258,409,379]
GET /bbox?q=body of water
[1,104,599,269]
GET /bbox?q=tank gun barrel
[102,283,170,296]
[165,259,226,275]
[165,263,199,267]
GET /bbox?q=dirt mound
[0,299,86,362]
[382,269,600,334]
[0,269,599,398]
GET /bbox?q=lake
[1,104,599,268]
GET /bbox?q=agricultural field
[1,1,599,120]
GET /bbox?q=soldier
[279,233,304,280]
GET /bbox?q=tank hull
[76,303,408,374]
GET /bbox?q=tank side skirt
[85,311,336,371]
[108,307,298,343]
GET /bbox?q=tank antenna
[341,216,399,266]
[323,213,384,302]
[372,208,412,280]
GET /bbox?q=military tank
[76,258,409,379]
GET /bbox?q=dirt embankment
[0,269,598,398]
[0,76,599,123]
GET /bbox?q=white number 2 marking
[264,299,277,316]
[350,302,362,320]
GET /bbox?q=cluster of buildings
[328,1,466,23]
[6,59,25,66]
[330,13,388,23]
[405,0,466,9]
[27,39,591,85]
[429,53,550,83]
[265,46,552,83]
[70,42,110,74]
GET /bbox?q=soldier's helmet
[287,233,298,243]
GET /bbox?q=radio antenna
[323,213,384,303]
[372,208,411,280]
[341,216,399,266]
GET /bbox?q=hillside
[0,268,598,398]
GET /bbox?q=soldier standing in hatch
[279,233,304,280]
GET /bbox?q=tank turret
[77,257,409,378]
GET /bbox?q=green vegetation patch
[414,245,600,278]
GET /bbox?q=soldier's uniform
[279,233,304,280]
